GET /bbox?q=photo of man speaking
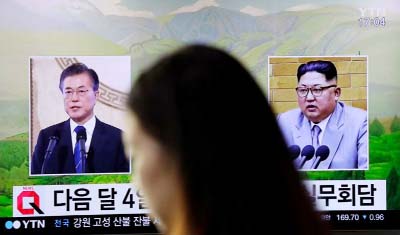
[31,62,129,175]
[270,58,368,170]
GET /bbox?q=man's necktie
[312,125,321,149]
[74,125,85,173]
[303,125,322,169]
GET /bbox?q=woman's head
[125,44,326,235]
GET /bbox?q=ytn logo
[5,220,45,229]
[359,8,386,17]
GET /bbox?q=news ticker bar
[0,214,158,234]
[3,211,400,233]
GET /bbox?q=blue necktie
[74,126,85,173]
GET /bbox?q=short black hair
[59,62,99,91]
[297,60,337,82]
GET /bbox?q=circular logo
[5,220,21,229]
[5,221,13,229]
[13,220,21,229]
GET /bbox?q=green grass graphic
[0,133,131,217]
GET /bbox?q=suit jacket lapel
[293,114,314,169]
[55,120,74,173]
[294,114,312,149]
[318,102,344,169]
[87,118,105,172]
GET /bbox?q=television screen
[0,0,399,234]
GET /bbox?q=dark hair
[297,60,337,82]
[59,62,99,91]
[128,45,329,235]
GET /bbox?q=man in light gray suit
[277,60,368,170]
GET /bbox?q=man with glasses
[277,60,367,170]
[31,63,129,174]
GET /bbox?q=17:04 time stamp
[358,17,386,27]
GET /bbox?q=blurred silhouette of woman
[124,44,330,235]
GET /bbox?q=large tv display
[1,0,399,234]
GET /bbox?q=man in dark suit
[31,62,129,174]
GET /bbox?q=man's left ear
[334,87,341,101]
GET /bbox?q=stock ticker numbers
[336,214,360,221]
[368,213,385,221]
[335,213,384,222]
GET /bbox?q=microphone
[288,145,301,160]
[41,135,59,174]
[311,145,330,169]
[299,145,315,169]
[76,128,87,173]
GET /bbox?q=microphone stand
[41,136,59,174]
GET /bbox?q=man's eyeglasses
[295,85,337,97]
[63,89,90,99]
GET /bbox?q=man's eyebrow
[298,83,323,87]
[63,85,86,90]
